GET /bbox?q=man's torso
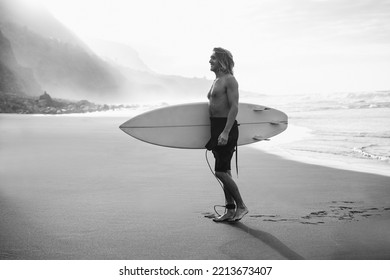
[207,75,232,117]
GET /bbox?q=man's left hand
[218,131,229,146]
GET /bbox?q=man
[205,47,248,222]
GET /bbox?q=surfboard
[119,102,288,149]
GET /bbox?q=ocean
[242,91,390,177]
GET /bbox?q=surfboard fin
[270,120,288,125]
[253,136,270,141]
[253,106,270,112]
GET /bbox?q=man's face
[209,52,219,73]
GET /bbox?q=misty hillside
[115,65,211,102]
[0,29,41,95]
[0,0,128,101]
[84,38,152,73]
[80,38,213,103]
[0,0,126,101]
[0,0,214,104]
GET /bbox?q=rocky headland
[0,91,134,114]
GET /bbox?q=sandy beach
[1,114,389,260]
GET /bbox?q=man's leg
[215,171,248,221]
[223,171,235,205]
[213,182,236,222]
[213,169,237,222]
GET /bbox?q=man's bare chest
[210,80,226,98]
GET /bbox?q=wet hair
[213,47,234,75]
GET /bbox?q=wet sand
[1,114,389,259]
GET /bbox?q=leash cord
[205,150,224,189]
[205,150,227,216]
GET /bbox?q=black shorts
[205,118,239,172]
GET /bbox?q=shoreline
[251,144,390,178]
[249,122,390,178]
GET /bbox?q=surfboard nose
[119,121,129,131]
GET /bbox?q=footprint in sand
[249,214,278,218]
[202,212,217,219]
[331,201,357,204]
[203,202,389,225]
[300,221,325,225]
[250,214,300,223]
[312,201,386,222]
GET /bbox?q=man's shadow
[227,221,305,260]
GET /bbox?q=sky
[35,0,390,95]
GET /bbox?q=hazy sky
[36,0,390,94]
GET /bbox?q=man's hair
[213,47,234,75]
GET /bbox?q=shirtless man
[206,47,248,222]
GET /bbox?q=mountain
[0,0,215,104]
[0,0,125,102]
[83,38,152,73]
[0,29,41,95]
[0,0,92,53]
[80,37,212,103]
[111,63,211,103]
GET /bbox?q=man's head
[210,47,234,75]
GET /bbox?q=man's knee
[215,170,229,179]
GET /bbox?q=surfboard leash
[205,150,224,189]
[205,150,238,216]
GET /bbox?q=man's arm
[218,76,239,145]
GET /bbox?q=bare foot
[213,210,235,222]
[233,207,249,221]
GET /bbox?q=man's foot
[232,207,249,221]
[213,211,235,222]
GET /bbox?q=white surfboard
[119,102,288,149]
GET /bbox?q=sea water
[242,91,390,177]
